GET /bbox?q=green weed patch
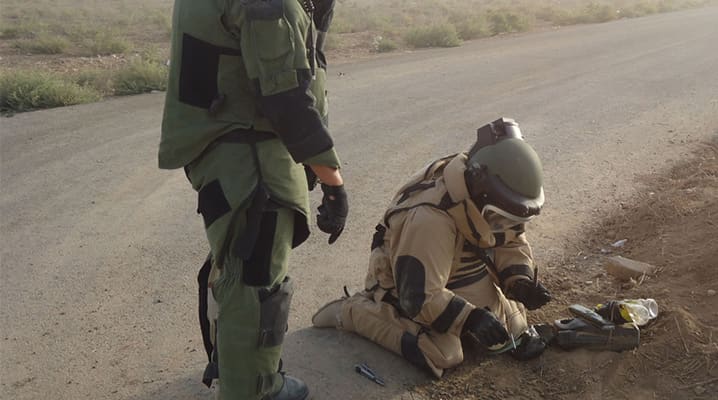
[84,31,131,56]
[112,59,168,96]
[13,35,70,54]
[487,10,531,35]
[405,24,462,48]
[0,70,101,113]
[373,35,398,53]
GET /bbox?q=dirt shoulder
[419,140,718,399]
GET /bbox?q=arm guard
[257,70,333,162]
[492,225,536,291]
[239,0,334,163]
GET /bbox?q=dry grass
[0,70,102,113]
[1,0,172,56]
[1,0,716,112]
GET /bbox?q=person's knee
[257,277,294,348]
[420,332,464,369]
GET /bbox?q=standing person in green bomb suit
[159,1,346,399]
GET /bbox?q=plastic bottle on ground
[595,298,659,326]
[622,298,659,326]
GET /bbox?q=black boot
[266,375,309,400]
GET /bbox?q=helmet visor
[477,173,544,219]
[481,204,534,232]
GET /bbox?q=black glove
[462,308,509,347]
[317,183,348,244]
[507,279,552,311]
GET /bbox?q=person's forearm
[310,165,343,186]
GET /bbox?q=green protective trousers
[187,141,299,400]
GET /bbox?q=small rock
[708,289,716,296]
[611,239,628,248]
[694,386,706,395]
[585,280,593,285]
[605,256,656,281]
[621,278,637,290]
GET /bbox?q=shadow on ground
[283,327,433,400]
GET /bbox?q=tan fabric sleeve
[389,207,473,336]
[492,228,536,291]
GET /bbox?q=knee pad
[257,277,294,348]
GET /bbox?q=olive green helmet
[465,118,544,230]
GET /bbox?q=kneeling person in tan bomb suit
[312,118,552,377]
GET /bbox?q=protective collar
[443,154,497,248]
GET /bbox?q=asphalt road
[2,7,717,400]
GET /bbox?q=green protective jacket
[159,0,340,233]
[159,0,339,168]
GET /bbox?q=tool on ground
[354,362,385,386]
[553,304,640,352]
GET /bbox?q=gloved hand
[507,279,552,310]
[462,308,509,347]
[317,183,348,244]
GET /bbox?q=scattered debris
[604,255,656,281]
[621,278,638,290]
[611,239,628,248]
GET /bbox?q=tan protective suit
[338,154,537,377]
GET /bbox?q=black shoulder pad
[243,0,284,20]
